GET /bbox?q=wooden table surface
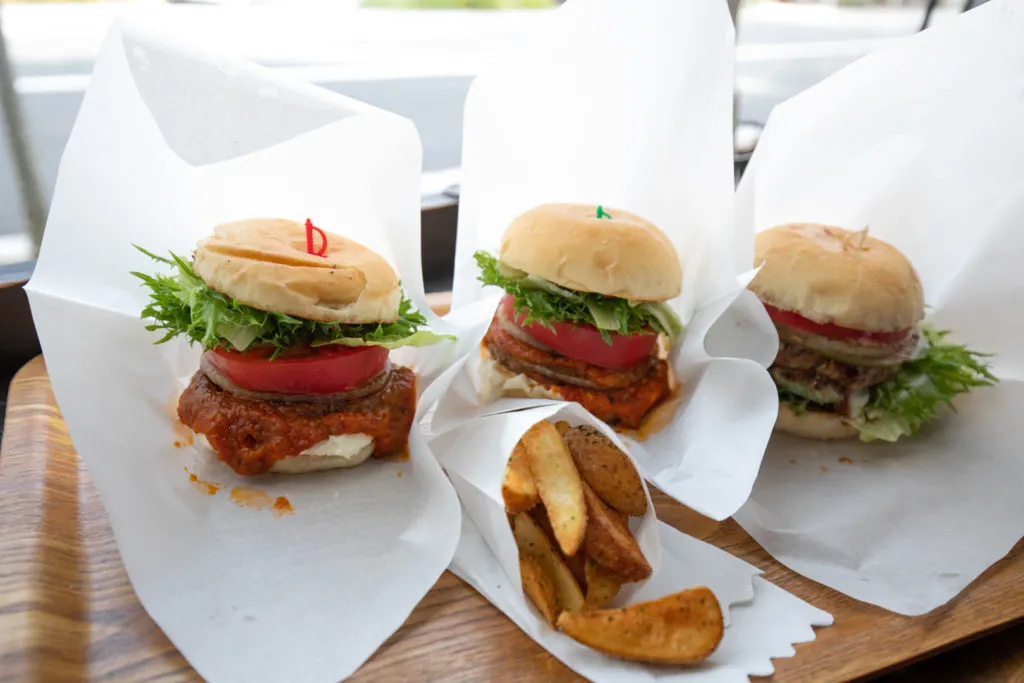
[3,309,1023,682]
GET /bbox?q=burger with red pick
[473,203,685,430]
[749,222,996,441]
[133,218,452,475]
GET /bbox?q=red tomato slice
[762,303,910,344]
[205,344,389,395]
[500,295,656,370]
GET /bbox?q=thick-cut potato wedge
[521,421,586,557]
[519,553,558,625]
[531,507,587,586]
[554,421,571,437]
[503,442,539,513]
[557,587,724,664]
[563,425,647,517]
[582,481,652,582]
[584,558,622,608]
[513,513,585,614]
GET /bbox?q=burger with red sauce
[750,223,995,442]
[133,218,452,475]
[473,203,685,430]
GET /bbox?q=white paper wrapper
[428,0,780,521]
[25,19,463,681]
[733,0,1024,615]
[448,487,833,681]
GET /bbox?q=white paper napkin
[733,0,1024,615]
[25,19,462,681]
[427,0,780,521]
[450,505,833,682]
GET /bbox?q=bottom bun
[478,345,563,403]
[775,402,859,440]
[195,432,376,474]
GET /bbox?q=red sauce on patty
[178,366,417,476]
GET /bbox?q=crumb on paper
[396,470,403,478]
[839,457,853,464]
[272,496,295,517]
[819,465,829,473]
[789,459,797,465]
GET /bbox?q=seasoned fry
[531,507,586,586]
[557,587,724,664]
[563,425,647,517]
[513,513,585,614]
[502,442,539,513]
[521,421,587,557]
[582,481,652,582]
[519,553,558,625]
[584,558,622,608]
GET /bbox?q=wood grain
[2,293,1022,681]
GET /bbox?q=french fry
[554,420,571,437]
[521,421,587,557]
[582,481,652,582]
[557,587,724,664]
[519,553,558,626]
[513,513,585,614]
[562,425,647,517]
[502,442,539,513]
[584,558,622,608]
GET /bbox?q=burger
[133,218,452,475]
[473,203,685,430]
[749,223,996,441]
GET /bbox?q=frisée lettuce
[778,325,997,442]
[132,246,453,356]
[474,250,684,344]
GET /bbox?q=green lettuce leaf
[314,329,454,350]
[777,325,997,442]
[132,246,453,355]
[474,250,684,344]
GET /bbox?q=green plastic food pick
[596,206,612,219]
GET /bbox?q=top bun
[498,203,682,302]
[193,218,400,323]
[750,223,924,332]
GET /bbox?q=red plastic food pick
[596,206,612,219]
[305,219,328,257]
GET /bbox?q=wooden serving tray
[2,296,1022,682]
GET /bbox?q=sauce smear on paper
[230,486,294,517]
[184,467,222,496]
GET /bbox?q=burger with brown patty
[473,203,685,430]
[133,218,453,475]
[749,223,996,442]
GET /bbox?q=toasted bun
[195,432,375,474]
[750,223,924,332]
[193,218,400,323]
[499,204,681,302]
[775,402,859,440]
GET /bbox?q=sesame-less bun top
[193,218,400,323]
[498,203,682,302]
[749,223,925,332]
